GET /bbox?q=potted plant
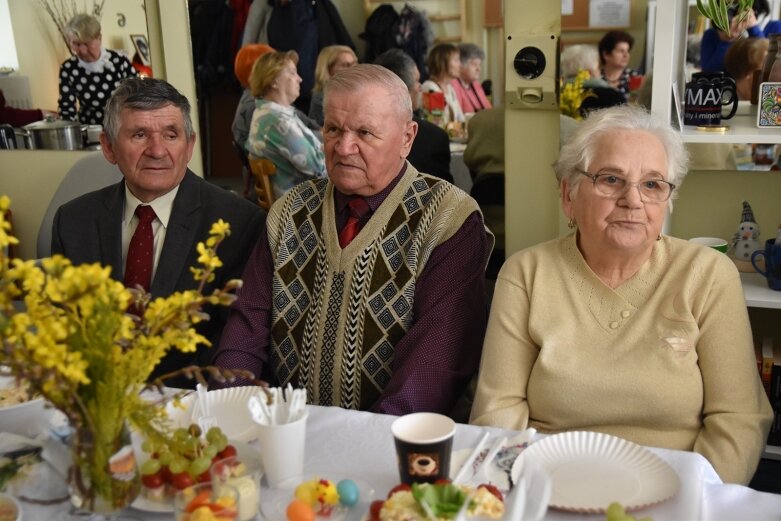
[696,0,753,34]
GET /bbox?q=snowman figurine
[729,200,762,261]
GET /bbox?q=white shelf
[681,113,781,144]
[742,272,781,309]
[763,444,781,460]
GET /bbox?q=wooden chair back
[249,157,277,210]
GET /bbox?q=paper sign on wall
[589,0,630,28]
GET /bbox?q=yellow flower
[560,69,595,120]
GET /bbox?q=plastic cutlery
[195,383,216,434]
[452,431,490,484]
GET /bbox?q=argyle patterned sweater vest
[265,165,481,410]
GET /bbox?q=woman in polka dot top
[58,14,137,125]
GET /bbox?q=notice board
[562,0,631,31]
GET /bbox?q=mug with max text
[684,72,739,126]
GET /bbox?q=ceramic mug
[752,239,781,291]
[683,72,739,126]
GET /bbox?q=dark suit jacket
[408,115,453,183]
[51,170,266,388]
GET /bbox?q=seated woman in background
[0,89,55,127]
[470,105,772,485]
[451,43,491,114]
[560,44,609,88]
[308,45,357,126]
[598,30,642,99]
[724,37,769,100]
[247,50,326,199]
[58,14,137,124]
[421,43,465,126]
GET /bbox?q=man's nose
[334,133,357,155]
[144,135,166,156]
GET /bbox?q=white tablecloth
[449,142,472,194]
[9,405,781,520]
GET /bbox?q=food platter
[130,440,259,514]
[512,431,679,514]
[0,375,54,437]
[260,474,375,521]
[166,386,266,442]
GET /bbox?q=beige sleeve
[469,258,537,429]
[692,256,773,485]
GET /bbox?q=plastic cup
[391,412,456,484]
[174,482,239,521]
[211,455,262,521]
[255,411,308,488]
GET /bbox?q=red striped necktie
[339,197,370,248]
[124,205,157,292]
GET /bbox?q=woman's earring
[567,218,577,229]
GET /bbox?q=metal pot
[21,119,84,150]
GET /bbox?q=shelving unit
[650,0,781,462]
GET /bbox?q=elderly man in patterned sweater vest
[214,64,493,416]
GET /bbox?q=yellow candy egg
[286,499,316,521]
[294,481,318,506]
[315,478,339,505]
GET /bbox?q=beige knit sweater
[471,234,772,485]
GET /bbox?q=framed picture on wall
[130,34,151,66]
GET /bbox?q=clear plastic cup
[173,482,239,521]
[211,455,262,521]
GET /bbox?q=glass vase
[69,422,141,515]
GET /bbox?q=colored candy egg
[286,499,316,521]
[337,479,360,507]
[294,481,318,506]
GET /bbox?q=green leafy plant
[696,0,753,34]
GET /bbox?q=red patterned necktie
[339,198,370,248]
[124,205,157,292]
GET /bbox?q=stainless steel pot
[21,119,84,150]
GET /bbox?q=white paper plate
[167,386,266,442]
[512,431,679,514]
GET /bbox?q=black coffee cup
[683,72,739,126]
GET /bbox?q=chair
[248,157,277,210]
[36,152,123,258]
[231,139,253,198]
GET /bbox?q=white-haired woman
[560,44,609,89]
[58,14,138,124]
[470,105,772,486]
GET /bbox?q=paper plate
[512,431,679,514]
[167,386,266,442]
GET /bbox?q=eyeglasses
[576,169,676,202]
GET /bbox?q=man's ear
[100,133,116,164]
[399,120,418,159]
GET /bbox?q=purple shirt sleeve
[213,208,490,416]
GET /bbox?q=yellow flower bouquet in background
[0,195,245,513]
[560,69,596,120]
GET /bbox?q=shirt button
[610,321,619,329]
[621,310,631,318]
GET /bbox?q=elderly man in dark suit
[51,78,265,388]
[374,49,453,183]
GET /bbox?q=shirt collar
[123,183,180,228]
[334,162,408,213]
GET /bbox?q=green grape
[189,456,211,477]
[214,434,228,453]
[206,427,223,443]
[158,451,174,466]
[183,436,200,454]
[140,440,156,454]
[188,424,202,438]
[605,502,627,521]
[140,458,161,476]
[173,427,189,442]
[169,456,189,474]
[203,445,219,459]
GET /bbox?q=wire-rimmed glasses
[576,169,676,203]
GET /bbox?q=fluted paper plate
[167,386,266,442]
[513,431,679,514]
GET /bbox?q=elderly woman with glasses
[470,105,772,486]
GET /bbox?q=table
[9,405,781,520]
